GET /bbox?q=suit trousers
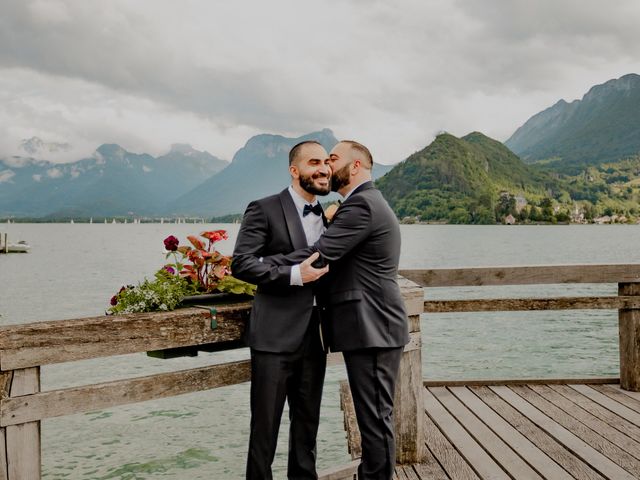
[246,309,327,480]
[343,347,403,480]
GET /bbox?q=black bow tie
[303,203,323,217]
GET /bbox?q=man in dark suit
[231,140,332,480]
[263,140,410,480]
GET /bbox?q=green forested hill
[376,132,560,223]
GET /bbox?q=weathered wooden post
[394,277,427,464]
[1,368,41,479]
[619,282,640,391]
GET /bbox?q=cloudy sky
[1,0,639,165]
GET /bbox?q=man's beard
[331,162,351,192]
[300,172,331,196]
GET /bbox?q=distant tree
[495,193,517,221]
[539,198,554,221]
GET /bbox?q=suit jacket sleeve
[231,200,293,288]
[262,196,372,267]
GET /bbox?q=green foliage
[108,269,193,314]
[216,275,257,296]
[377,132,558,224]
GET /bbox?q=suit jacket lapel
[337,181,375,212]
[279,189,308,250]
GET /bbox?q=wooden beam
[0,303,251,370]
[424,296,640,313]
[619,283,640,392]
[5,368,40,480]
[340,381,361,460]
[423,377,618,387]
[0,360,251,427]
[400,264,640,287]
[0,372,11,480]
[317,460,359,480]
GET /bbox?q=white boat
[3,241,30,253]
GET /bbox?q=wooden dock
[339,379,640,479]
[2,264,640,478]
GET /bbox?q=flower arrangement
[108,230,255,314]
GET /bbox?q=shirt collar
[288,185,317,213]
[342,180,369,201]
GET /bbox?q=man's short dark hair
[289,140,322,165]
[341,140,373,169]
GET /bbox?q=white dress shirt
[288,186,326,286]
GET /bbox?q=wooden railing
[0,281,425,479]
[2,264,639,479]
[399,264,640,391]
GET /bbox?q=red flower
[164,235,179,252]
[201,230,228,243]
[110,295,118,306]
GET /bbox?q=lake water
[0,223,638,479]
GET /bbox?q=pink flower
[164,265,176,274]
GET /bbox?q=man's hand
[300,252,329,284]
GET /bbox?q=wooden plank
[399,264,640,287]
[611,384,640,402]
[424,377,618,388]
[400,464,420,480]
[0,429,6,480]
[530,384,640,460]
[424,296,640,313]
[0,303,251,370]
[592,384,640,413]
[394,465,409,480]
[1,360,250,426]
[340,381,361,459]
[619,283,640,391]
[422,410,479,480]
[424,387,510,479]
[0,372,10,479]
[549,384,640,444]
[412,460,449,480]
[6,368,40,480]
[511,385,640,476]
[395,340,426,464]
[398,276,424,320]
[450,386,572,480]
[570,385,640,427]
[491,385,636,480]
[430,387,543,479]
[471,386,604,480]
[317,460,359,480]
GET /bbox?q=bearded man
[232,140,332,480]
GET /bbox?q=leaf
[177,246,191,255]
[187,235,205,250]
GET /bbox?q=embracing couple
[232,139,409,480]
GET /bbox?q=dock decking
[342,381,640,480]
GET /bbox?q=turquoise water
[0,223,637,478]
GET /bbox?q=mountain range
[506,73,640,173]
[0,130,394,218]
[2,73,640,222]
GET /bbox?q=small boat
[3,240,30,253]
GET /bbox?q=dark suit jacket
[231,189,320,353]
[264,181,409,352]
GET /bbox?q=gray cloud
[1,0,639,164]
